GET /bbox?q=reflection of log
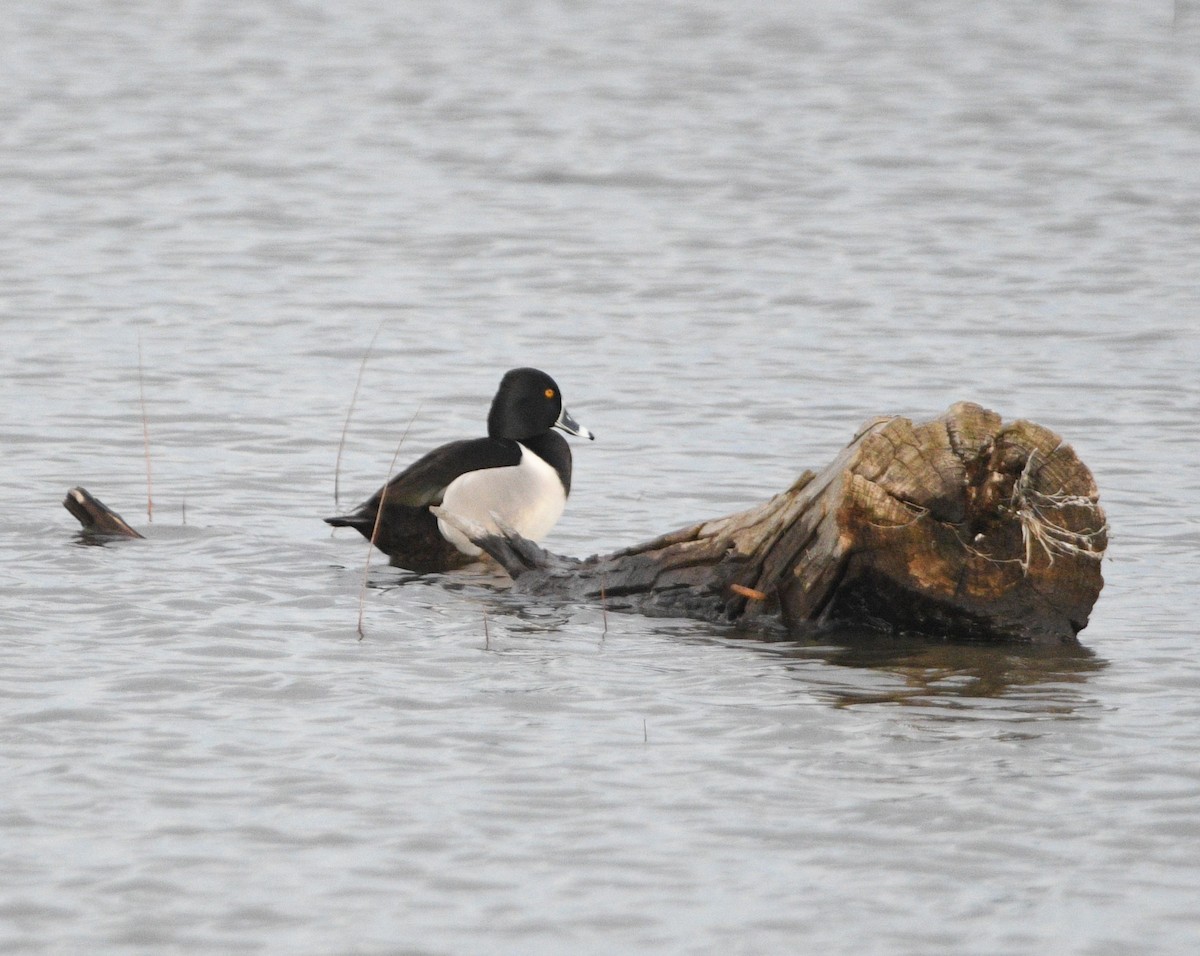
[437,402,1108,644]
[62,487,144,539]
[781,633,1103,707]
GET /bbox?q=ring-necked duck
[326,367,593,572]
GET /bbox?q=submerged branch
[63,487,144,539]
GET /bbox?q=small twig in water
[483,611,490,649]
[335,319,386,509]
[600,573,608,637]
[356,405,421,640]
[138,337,154,523]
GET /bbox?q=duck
[326,367,594,572]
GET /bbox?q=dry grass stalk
[138,337,154,523]
[356,406,421,639]
[600,574,608,636]
[335,320,386,509]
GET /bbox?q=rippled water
[3,1,1200,953]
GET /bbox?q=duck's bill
[555,407,595,440]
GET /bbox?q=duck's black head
[487,367,594,443]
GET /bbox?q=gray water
[3,1,1200,953]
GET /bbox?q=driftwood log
[436,402,1108,644]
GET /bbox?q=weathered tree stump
[436,402,1108,644]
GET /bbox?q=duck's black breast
[325,437,523,571]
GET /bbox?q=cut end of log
[825,403,1106,642]
[63,487,145,539]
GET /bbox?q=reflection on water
[380,569,1108,716]
[368,567,587,636]
[760,627,1106,714]
[69,530,133,548]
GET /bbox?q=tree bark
[436,402,1108,644]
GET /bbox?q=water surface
[2,2,1200,953]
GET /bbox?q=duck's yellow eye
[545,388,555,399]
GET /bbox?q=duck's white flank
[435,445,567,556]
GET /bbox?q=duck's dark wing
[325,438,520,571]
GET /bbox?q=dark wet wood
[436,402,1108,644]
[63,487,144,539]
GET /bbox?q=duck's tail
[324,513,372,533]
